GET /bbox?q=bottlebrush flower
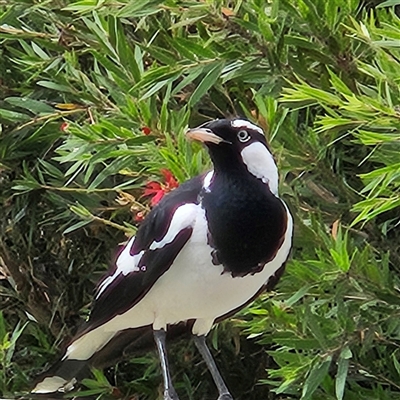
[141,126,151,135]
[134,211,146,222]
[143,169,179,206]
[60,122,69,131]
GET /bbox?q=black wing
[85,175,204,331]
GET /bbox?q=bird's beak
[186,128,229,144]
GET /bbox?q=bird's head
[186,118,279,195]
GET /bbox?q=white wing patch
[96,204,198,298]
[115,236,138,273]
[149,203,198,250]
[231,119,264,135]
[240,142,279,195]
[96,236,140,299]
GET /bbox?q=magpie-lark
[32,118,293,400]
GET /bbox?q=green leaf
[327,69,353,97]
[284,285,312,307]
[189,61,224,106]
[31,42,49,60]
[392,351,400,377]
[36,81,73,92]
[336,347,351,400]
[0,312,6,341]
[0,108,30,122]
[171,66,204,96]
[376,0,400,7]
[70,204,93,219]
[174,37,215,60]
[6,320,29,364]
[5,97,54,114]
[88,157,132,190]
[140,79,170,100]
[116,0,162,18]
[301,356,332,399]
[63,219,93,234]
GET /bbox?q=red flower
[134,211,146,222]
[143,181,164,206]
[160,169,179,189]
[141,126,151,135]
[60,122,69,131]
[143,169,179,206]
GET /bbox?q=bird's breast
[201,177,289,277]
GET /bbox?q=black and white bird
[32,118,293,400]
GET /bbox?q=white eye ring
[237,130,251,142]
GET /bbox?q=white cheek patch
[231,119,264,135]
[240,142,279,195]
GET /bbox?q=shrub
[1,0,399,399]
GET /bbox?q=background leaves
[1,0,400,399]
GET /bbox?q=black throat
[201,169,287,277]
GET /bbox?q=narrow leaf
[302,356,332,399]
[63,220,93,235]
[189,62,224,106]
[5,97,54,114]
[336,348,351,400]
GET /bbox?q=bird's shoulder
[136,173,204,246]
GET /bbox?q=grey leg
[154,329,179,400]
[193,335,234,400]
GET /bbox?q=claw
[218,394,233,400]
[164,390,180,400]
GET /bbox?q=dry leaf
[332,219,340,240]
[221,7,235,17]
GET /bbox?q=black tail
[31,359,89,394]
[31,322,193,394]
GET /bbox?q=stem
[14,109,86,132]
[92,216,135,234]
[40,185,120,193]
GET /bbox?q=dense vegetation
[1,0,400,399]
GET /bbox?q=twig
[92,216,135,234]
[13,109,86,132]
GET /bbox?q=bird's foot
[218,394,233,400]
[163,388,180,400]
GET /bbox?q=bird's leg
[193,335,234,400]
[154,329,180,400]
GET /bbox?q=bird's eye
[237,130,250,142]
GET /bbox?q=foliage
[1,0,400,399]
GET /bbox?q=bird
[31,118,293,400]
